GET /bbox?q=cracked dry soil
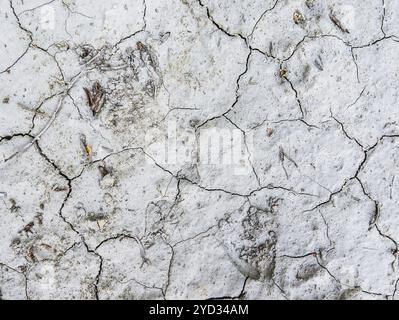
[1,0,399,300]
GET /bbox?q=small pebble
[293,10,305,24]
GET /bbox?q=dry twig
[330,13,350,34]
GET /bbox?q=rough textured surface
[1,0,399,300]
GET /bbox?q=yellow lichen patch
[85,145,93,159]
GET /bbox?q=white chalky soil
[1,0,399,300]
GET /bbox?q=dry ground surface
[1,0,399,300]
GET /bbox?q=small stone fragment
[305,0,315,8]
[100,175,116,189]
[280,68,288,78]
[293,10,305,25]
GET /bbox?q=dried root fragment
[279,146,299,168]
[53,185,68,192]
[10,199,21,213]
[314,55,324,71]
[26,246,37,263]
[79,46,93,59]
[330,12,350,34]
[136,41,161,98]
[83,81,106,116]
[77,44,97,63]
[87,211,108,222]
[136,41,160,75]
[140,43,161,69]
[137,41,146,51]
[20,221,34,235]
[134,236,150,268]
